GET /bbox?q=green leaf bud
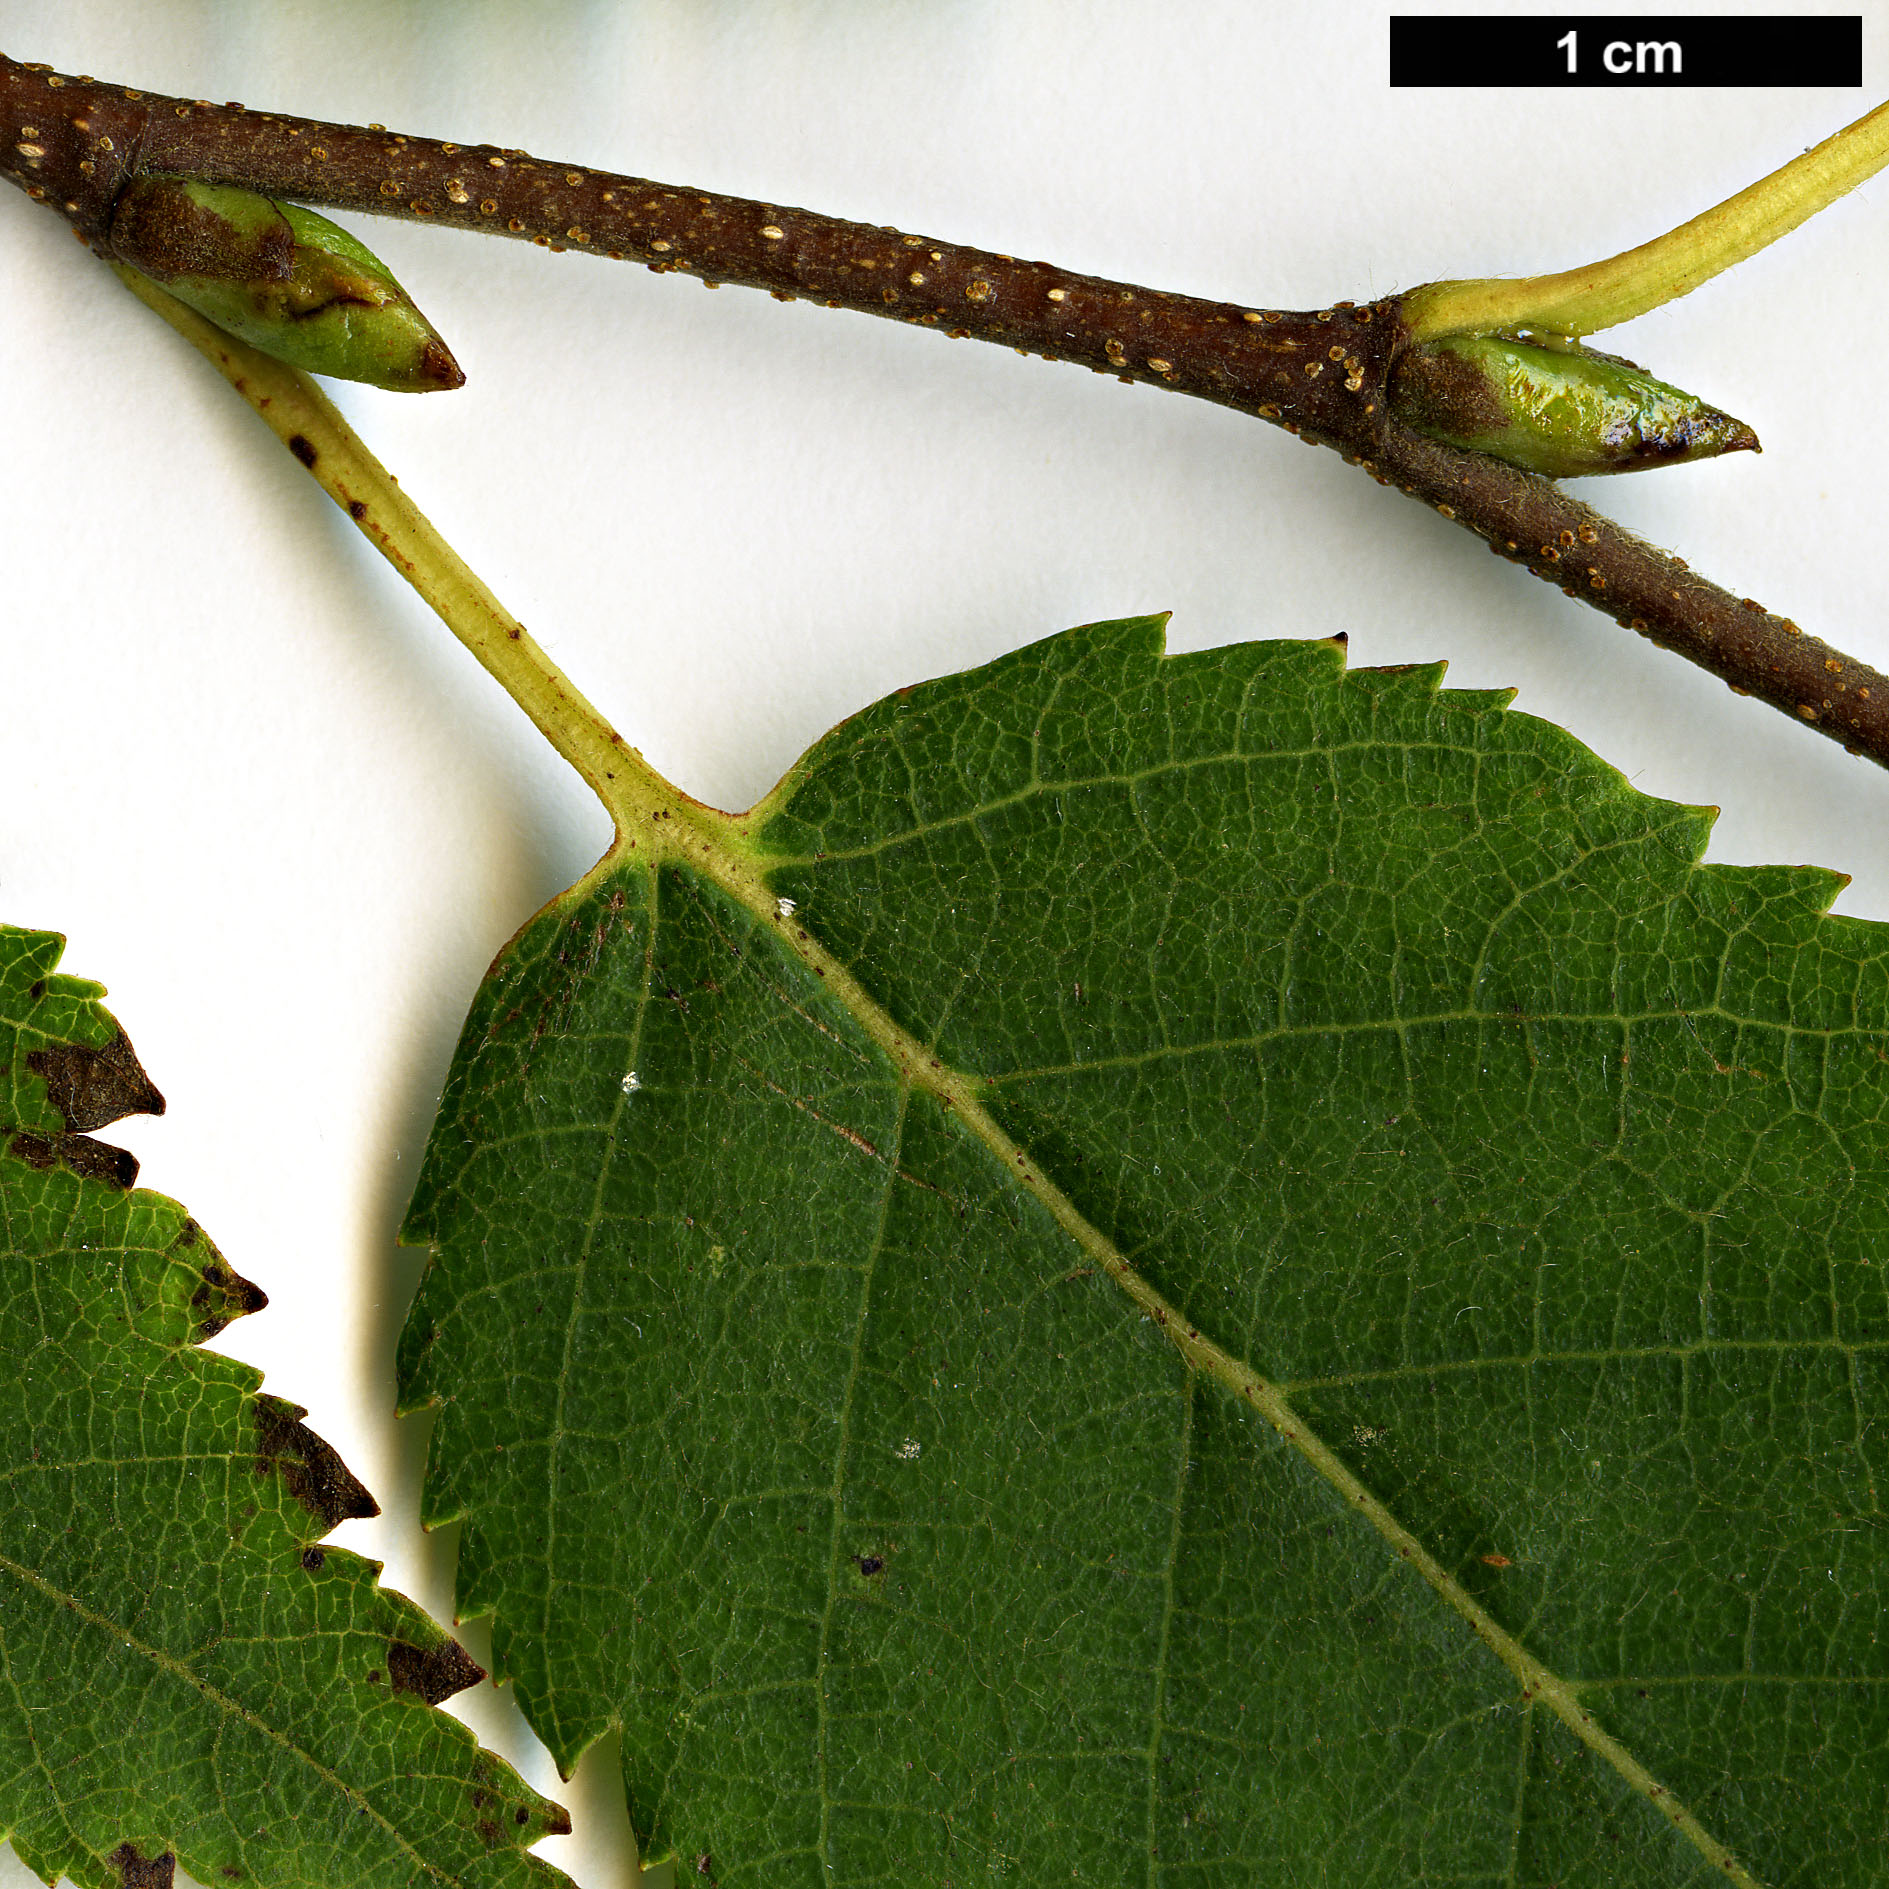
[1388,333,1756,478]
[107,177,462,392]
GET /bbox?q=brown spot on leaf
[189,1245,268,1341]
[386,1633,484,1704]
[254,1396,378,1527]
[109,1844,175,1889]
[8,1128,138,1188]
[27,1028,164,1132]
[855,1554,884,1577]
[475,1821,502,1849]
[300,1547,325,1571]
[347,499,367,520]
[287,434,318,468]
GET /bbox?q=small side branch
[0,54,1370,441]
[1372,429,1889,755]
[7,53,1889,773]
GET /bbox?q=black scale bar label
[1390,15,1861,86]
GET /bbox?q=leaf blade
[402,620,1887,1884]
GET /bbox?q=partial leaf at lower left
[0,925,572,1889]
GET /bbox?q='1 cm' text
[1556,30,1683,74]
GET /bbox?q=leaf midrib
[624,809,1767,1888]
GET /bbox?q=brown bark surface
[7,51,1886,771]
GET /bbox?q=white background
[2,4,1886,1885]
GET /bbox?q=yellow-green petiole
[1401,98,1889,345]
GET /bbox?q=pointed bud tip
[416,336,466,392]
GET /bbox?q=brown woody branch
[5,51,1886,770]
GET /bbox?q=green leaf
[399,617,1889,1887]
[0,926,573,1889]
